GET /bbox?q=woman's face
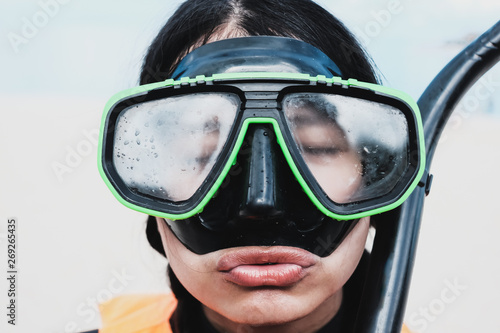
[154,34,371,331]
[157,216,370,330]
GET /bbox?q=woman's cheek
[307,153,362,203]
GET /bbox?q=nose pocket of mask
[237,125,285,219]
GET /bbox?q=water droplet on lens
[124,140,130,145]
[136,139,141,145]
[135,130,140,136]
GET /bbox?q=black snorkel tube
[355,20,500,333]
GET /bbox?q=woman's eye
[304,146,342,156]
[195,155,211,167]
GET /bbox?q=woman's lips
[217,247,318,287]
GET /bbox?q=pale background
[0,0,499,332]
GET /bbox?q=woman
[96,0,425,332]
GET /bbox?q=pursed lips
[217,246,318,287]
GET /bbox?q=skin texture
[157,216,370,333]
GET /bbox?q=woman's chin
[202,288,342,330]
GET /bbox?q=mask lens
[112,92,240,201]
[283,93,410,204]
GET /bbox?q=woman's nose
[238,125,284,219]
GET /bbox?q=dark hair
[140,0,379,85]
[141,1,379,331]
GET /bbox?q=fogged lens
[283,93,410,204]
[113,92,239,201]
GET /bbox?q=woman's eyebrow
[203,116,221,132]
[288,113,337,126]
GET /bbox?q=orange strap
[401,323,413,333]
[99,294,177,333]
